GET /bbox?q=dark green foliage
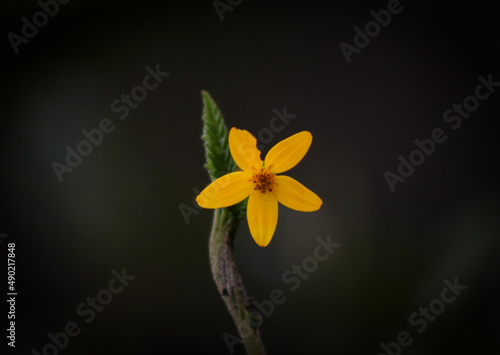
[201,91,247,231]
[201,91,237,181]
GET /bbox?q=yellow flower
[196,128,322,247]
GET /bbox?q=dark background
[1,0,499,354]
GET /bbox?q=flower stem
[209,207,266,355]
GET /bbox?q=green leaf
[201,91,237,181]
[201,91,247,230]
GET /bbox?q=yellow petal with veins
[275,175,322,211]
[247,191,278,247]
[264,131,312,174]
[229,128,263,173]
[196,171,253,209]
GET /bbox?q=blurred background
[1,0,499,354]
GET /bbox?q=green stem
[209,207,266,355]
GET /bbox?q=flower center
[252,168,276,193]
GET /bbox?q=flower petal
[275,175,322,211]
[196,171,253,209]
[247,191,278,247]
[264,131,312,174]
[229,128,263,172]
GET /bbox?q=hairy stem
[209,207,266,355]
